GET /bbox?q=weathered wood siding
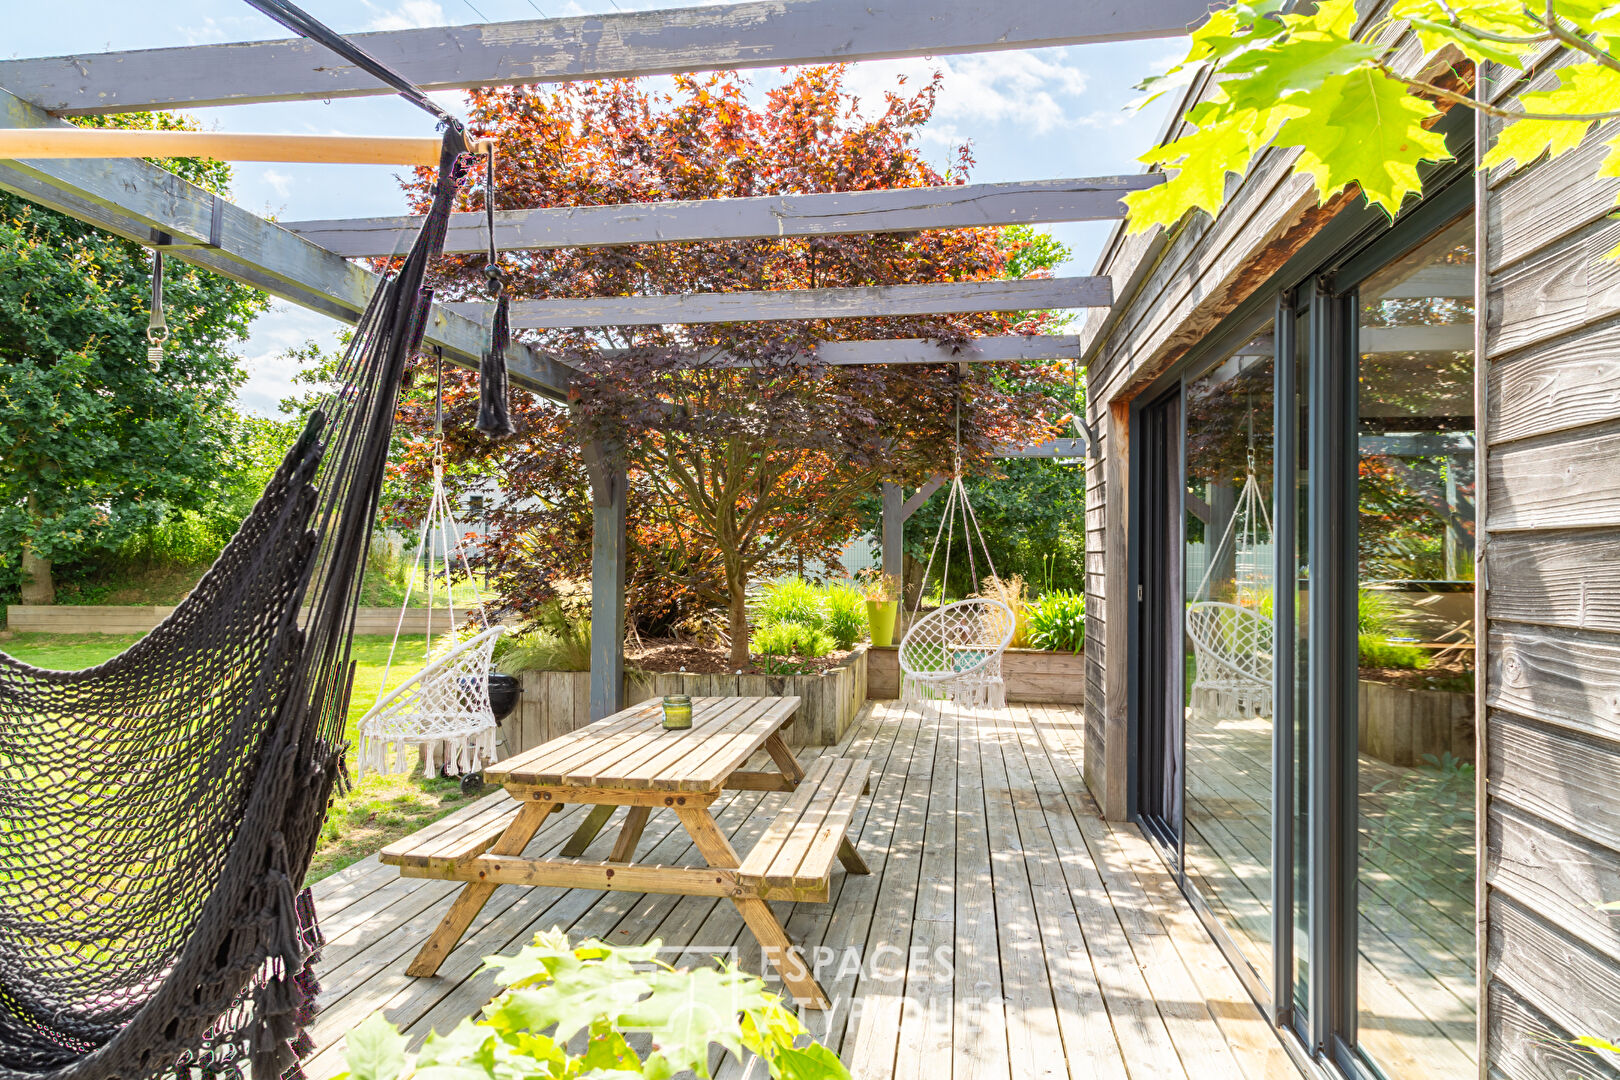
[1480,54,1620,1074]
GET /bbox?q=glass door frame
[1124,168,1476,1079]
[1312,179,1475,1080]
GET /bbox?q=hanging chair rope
[0,3,479,1074]
[898,387,1015,710]
[364,354,501,779]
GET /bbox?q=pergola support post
[583,438,627,721]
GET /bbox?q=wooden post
[881,482,903,581]
[583,437,627,722]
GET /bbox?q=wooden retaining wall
[1357,680,1475,767]
[866,646,1085,703]
[5,604,471,636]
[504,646,868,755]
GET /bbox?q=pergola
[0,0,1208,718]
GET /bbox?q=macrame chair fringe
[0,125,471,1080]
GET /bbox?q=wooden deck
[303,700,1301,1080]
[1185,716,1476,1078]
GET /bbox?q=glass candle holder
[661,694,693,730]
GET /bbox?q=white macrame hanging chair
[1184,456,1275,720]
[358,373,504,778]
[899,467,1016,710]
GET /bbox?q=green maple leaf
[621,965,778,1077]
[573,1020,643,1075]
[1483,116,1595,171]
[1276,67,1449,213]
[770,1044,852,1080]
[1393,0,1544,62]
[1519,62,1620,118]
[417,1018,497,1071]
[1483,64,1620,172]
[343,1013,410,1080]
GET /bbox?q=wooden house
[1081,19,1620,1080]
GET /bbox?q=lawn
[0,630,490,883]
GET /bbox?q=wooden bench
[380,791,528,874]
[737,756,872,903]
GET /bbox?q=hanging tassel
[476,293,515,438]
[147,249,168,369]
[475,139,515,439]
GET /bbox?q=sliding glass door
[1134,191,1478,1080]
[1350,216,1477,1080]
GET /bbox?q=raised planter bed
[1357,679,1475,767]
[866,645,1085,704]
[504,646,868,755]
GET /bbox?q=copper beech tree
[393,67,1068,667]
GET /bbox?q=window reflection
[1354,216,1477,1078]
[1182,322,1276,988]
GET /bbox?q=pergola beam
[0,0,1215,116]
[0,87,572,400]
[281,176,1162,258]
[445,278,1108,329]
[597,334,1080,367]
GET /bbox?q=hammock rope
[0,123,473,1080]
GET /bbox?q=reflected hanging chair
[898,473,1016,710]
[1185,460,1275,719]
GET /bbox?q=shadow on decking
[303,700,1301,1080]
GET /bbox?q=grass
[0,630,488,884]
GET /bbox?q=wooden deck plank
[991,706,1129,1080]
[303,702,1301,1080]
[980,705,1067,1080]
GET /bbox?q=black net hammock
[0,126,474,1080]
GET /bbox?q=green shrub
[1028,590,1086,652]
[1357,633,1427,671]
[753,576,868,648]
[822,583,868,648]
[753,620,835,659]
[753,577,826,629]
[340,931,850,1080]
[496,599,591,673]
[1358,588,1407,637]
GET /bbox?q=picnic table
[379,695,870,1008]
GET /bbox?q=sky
[6,1,1184,415]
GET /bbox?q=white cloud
[364,1,448,31]
[261,169,293,199]
[836,50,1090,138]
[236,306,347,417]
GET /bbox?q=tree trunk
[727,566,750,670]
[20,544,54,605]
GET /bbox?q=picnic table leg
[836,836,871,875]
[407,800,557,977]
[763,732,805,784]
[560,802,617,857]
[608,805,651,863]
[674,806,830,1010]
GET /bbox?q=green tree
[0,112,268,603]
[1124,0,1620,237]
